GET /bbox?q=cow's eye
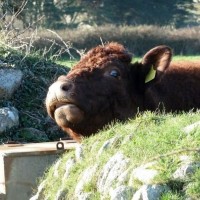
[110,70,120,78]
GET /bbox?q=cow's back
[144,61,200,111]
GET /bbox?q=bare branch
[5,0,28,31]
[47,29,84,59]
[147,148,200,163]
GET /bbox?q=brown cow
[46,42,200,142]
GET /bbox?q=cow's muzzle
[45,80,84,125]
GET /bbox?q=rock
[173,162,200,180]
[97,152,130,195]
[132,184,170,200]
[117,168,132,186]
[76,193,92,200]
[53,159,61,177]
[55,188,68,200]
[122,133,135,144]
[179,155,192,163]
[110,185,135,200]
[130,162,158,185]
[90,141,99,152]
[183,121,200,134]
[0,107,19,133]
[75,165,98,197]
[75,144,84,161]
[98,139,112,156]
[98,136,120,156]
[29,180,46,200]
[62,158,76,182]
[0,69,23,99]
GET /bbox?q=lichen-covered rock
[183,121,200,134]
[98,136,121,156]
[75,144,84,161]
[109,185,135,200]
[122,133,135,144]
[62,158,76,182]
[0,107,19,133]
[173,162,200,180]
[29,180,46,200]
[55,188,68,200]
[75,165,98,197]
[0,69,23,99]
[97,152,130,195]
[53,159,61,178]
[76,193,92,200]
[130,162,158,185]
[132,184,170,200]
[116,168,132,187]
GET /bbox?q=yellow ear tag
[145,65,156,83]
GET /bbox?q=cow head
[46,43,172,142]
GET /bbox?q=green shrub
[0,45,69,143]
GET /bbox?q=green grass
[57,55,200,68]
[39,111,200,199]
[186,168,200,199]
[56,59,78,68]
[173,56,200,61]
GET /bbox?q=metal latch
[56,141,64,150]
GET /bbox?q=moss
[39,111,200,199]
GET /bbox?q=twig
[100,37,104,46]
[6,0,28,31]
[20,111,41,123]
[147,148,200,163]
[47,29,84,58]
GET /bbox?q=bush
[25,25,200,57]
[0,46,69,143]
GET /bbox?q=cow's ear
[142,45,172,72]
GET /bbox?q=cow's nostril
[60,83,71,92]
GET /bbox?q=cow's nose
[47,81,74,101]
[60,82,72,92]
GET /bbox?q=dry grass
[21,25,200,58]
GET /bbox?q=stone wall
[31,121,200,200]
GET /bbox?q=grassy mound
[0,45,70,143]
[38,111,200,199]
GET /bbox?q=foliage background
[1,0,200,57]
[1,0,200,29]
